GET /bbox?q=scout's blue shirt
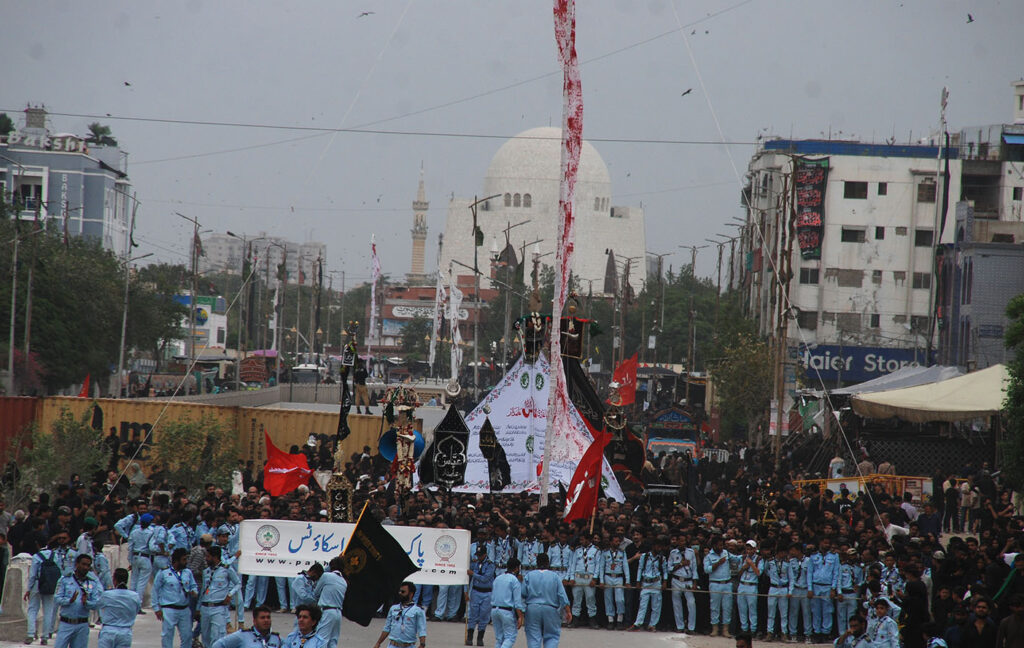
[383,602,427,643]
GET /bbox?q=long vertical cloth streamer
[541,0,585,505]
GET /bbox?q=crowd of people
[2,437,1024,648]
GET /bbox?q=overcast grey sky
[4,0,1022,282]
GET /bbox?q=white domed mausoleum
[440,127,646,296]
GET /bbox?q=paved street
[3,611,758,648]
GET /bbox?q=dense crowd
[3,438,1024,648]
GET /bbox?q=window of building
[878,182,888,196]
[872,269,883,284]
[217,328,226,344]
[870,313,881,328]
[504,193,511,207]
[1013,187,1022,201]
[895,226,908,236]
[841,227,866,243]
[875,226,885,240]
[910,315,929,332]
[844,181,868,199]
[917,180,936,203]
[893,270,907,285]
[799,268,820,284]
[523,193,532,207]
[912,272,931,289]
[915,229,934,247]
[513,193,521,207]
[836,312,862,332]
[594,197,600,210]
[797,311,818,330]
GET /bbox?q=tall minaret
[406,164,429,285]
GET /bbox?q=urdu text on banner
[238,519,470,585]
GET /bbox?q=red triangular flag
[77,375,90,398]
[609,353,638,406]
[562,421,611,523]
[263,432,312,496]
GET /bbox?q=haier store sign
[797,345,929,384]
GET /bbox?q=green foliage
[0,222,183,393]
[709,333,774,439]
[0,113,14,137]
[998,293,1024,490]
[400,316,432,362]
[20,407,106,497]
[154,413,237,495]
[85,122,117,146]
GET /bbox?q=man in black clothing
[961,597,998,648]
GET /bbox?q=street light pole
[6,228,43,396]
[468,193,501,399]
[116,252,153,398]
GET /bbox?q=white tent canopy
[831,364,963,396]
[850,364,1009,423]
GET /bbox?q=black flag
[337,371,352,441]
[341,507,419,626]
[418,404,469,489]
[477,417,511,492]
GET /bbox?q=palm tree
[85,122,117,146]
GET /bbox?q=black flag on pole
[340,507,419,626]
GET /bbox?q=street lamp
[468,193,501,399]
[116,252,154,398]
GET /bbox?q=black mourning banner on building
[418,403,470,489]
[341,509,419,626]
[563,357,605,431]
[794,158,830,260]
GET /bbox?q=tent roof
[850,364,1009,423]
[832,364,963,396]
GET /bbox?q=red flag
[263,432,312,496]
[610,353,638,406]
[563,422,610,522]
[77,375,90,398]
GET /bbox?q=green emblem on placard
[526,435,535,453]
[520,373,530,389]
[535,373,544,391]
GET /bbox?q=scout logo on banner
[238,519,470,586]
[794,158,830,260]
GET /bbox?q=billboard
[797,344,931,384]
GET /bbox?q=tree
[998,293,1024,490]
[399,316,432,362]
[85,122,117,147]
[710,333,774,440]
[0,113,14,137]
[17,407,105,500]
[154,413,237,496]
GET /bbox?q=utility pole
[468,193,501,399]
[772,170,794,465]
[175,212,201,370]
[678,245,707,405]
[647,251,670,364]
[22,201,41,361]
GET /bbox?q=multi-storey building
[199,231,325,284]
[0,106,132,256]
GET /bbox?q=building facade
[439,127,646,296]
[1,106,132,256]
[199,231,325,284]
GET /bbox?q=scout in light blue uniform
[168,518,194,553]
[26,540,66,643]
[312,558,348,648]
[736,540,764,635]
[53,553,104,648]
[467,545,497,645]
[546,533,573,583]
[284,604,327,648]
[521,553,570,648]
[601,534,631,629]
[153,548,199,648]
[667,535,696,633]
[866,599,899,648]
[200,545,242,648]
[789,544,813,640]
[703,536,738,636]
[809,539,840,638]
[149,514,172,571]
[211,606,282,648]
[97,568,142,648]
[128,513,157,602]
[517,533,542,572]
[836,550,863,634]
[74,518,98,560]
[568,536,601,626]
[491,559,525,648]
[630,540,667,631]
[374,582,427,648]
[489,525,518,576]
[766,545,792,639]
[290,572,317,610]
